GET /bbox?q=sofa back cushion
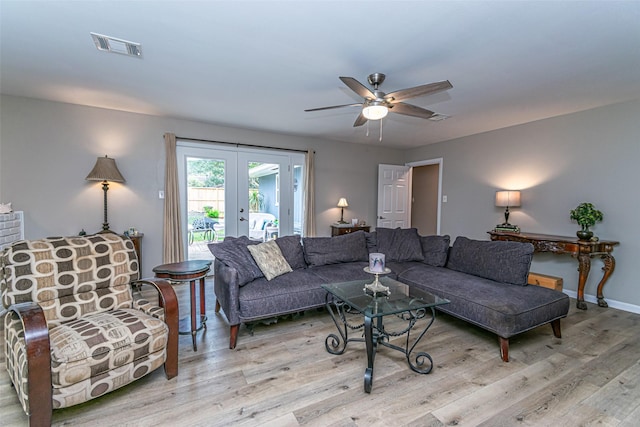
[375,227,424,262]
[420,234,450,267]
[208,236,263,286]
[364,231,378,253]
[303,231,368,267]
[446,236,534,285]
[274,235,307,270]
[1,234,137,327]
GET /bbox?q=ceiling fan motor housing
[367,73,386,89]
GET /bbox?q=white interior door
[377,164,411,228]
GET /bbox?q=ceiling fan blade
[388,102,435,119]
[304,103,362,112]
[340,76,375,99]
[353,111,368,127]
[385,80,453,103]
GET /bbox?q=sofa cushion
[364,231,378,253]
[303,231,368,267]
[247,240,293,280]
[208,236,263,286]
[446,237,534,286]
[275,235,307,270]
[420,234,450,267]
[308,261,373,283]
[375,227,424,262]
[238,269,328,322]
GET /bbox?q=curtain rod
[176,136,311,154]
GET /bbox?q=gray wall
[404,99,640,310]
[2,94,638,311]
[0,95,403,277]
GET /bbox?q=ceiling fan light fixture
[362,103,388,120]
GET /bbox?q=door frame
[406,158,443,235]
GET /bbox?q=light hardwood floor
[1,278,639,426]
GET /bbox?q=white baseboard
[563,290,640,314]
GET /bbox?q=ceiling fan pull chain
[379,119,383,142]
[366,120,370,137]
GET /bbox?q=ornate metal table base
[324,294,436,393]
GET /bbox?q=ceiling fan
[305,72,453,127]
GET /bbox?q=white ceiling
[2,1,640,149]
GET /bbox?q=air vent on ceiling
[91,33,142,58]
[428,113,450,122]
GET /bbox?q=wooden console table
[331,224,371,236]
[488,231,619,310]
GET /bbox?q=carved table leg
[576,253,591,310]
[364,315,376,394]
[199,276,207,330]
[596,254,615,307]
[190,279,197,351]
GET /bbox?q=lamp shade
[362,102,389,120]
[85,155,126,182]
[337,197,349,208]
[495,190,521,207]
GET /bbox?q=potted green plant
[249,191,264,212]
[570,202,603,240]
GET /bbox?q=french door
[177,142,304,259]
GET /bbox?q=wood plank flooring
[1,277,639,426]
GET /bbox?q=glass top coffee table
[322,276,449,393]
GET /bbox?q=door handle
[378,216,386,219]
[240,217,247,221]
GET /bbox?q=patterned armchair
[1,234,178,426]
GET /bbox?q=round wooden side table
[153,260,212,351]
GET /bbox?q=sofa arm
[213,259,242,326]
[5,302,53,426]
[131,278,179,379]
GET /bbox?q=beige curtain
[304,150,316,237]
[163,133,184,263]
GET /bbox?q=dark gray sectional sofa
[209,228,570,361]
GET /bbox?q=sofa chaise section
[399,264,569,361]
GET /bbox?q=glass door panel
[177,144,237,260]
[237,151,286,241]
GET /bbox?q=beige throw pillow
[247,240,293,281]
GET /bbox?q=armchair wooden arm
[132,278,179,379]
[7,302,53,427]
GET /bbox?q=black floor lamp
[85,155,125,233]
